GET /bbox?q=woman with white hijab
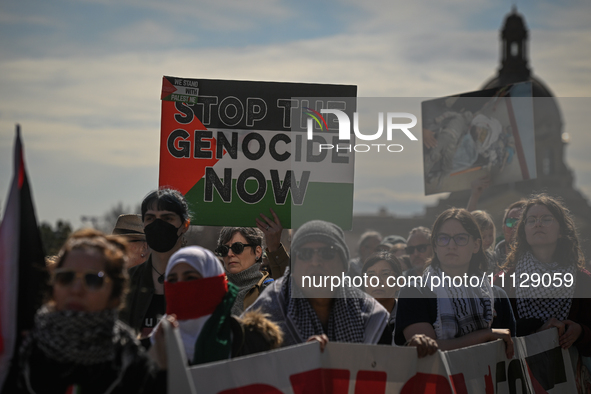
[155,246,282,365]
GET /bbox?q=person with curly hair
[497,194,591,353]
[11,229,167,393]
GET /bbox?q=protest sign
[165,325,575,393]
[159,76,357,229]
[422,82,535,195]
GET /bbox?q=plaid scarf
[516,251,576,322]
[28,305,128,365]
[19,305,144,394]
[424,266,494,340]
[282,270,366,343]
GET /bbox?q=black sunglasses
[405,244,430,254]
[215,242,256,257]
[53,269,110,290]
[295,246,337,261]
[505,217,519,228]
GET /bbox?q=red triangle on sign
[161,77,178,100]
[159,101,221,195]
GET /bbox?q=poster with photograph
[422,82,535,195]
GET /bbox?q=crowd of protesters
[5,183,591,393]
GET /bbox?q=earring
[181,236,187,247]
[141,253,145,257]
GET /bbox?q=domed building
[424,7,591,254]
[481,6,571,190]
[351,8,591,260]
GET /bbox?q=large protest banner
[159,77,356,229]
[422,82,535,195]
[165,327,575,393]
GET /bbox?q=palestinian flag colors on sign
[159,77,357,229]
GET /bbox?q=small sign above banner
[161,76,200,104]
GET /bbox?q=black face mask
[144,219,182,253]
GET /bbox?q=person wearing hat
[348,230,382,277]
[375,235,407,259]
[112,214,150,268]
[245,220,389,347]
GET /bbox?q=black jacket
[119,256,164,333]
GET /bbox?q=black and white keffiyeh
[27,305,132,365]
[515,251,576,322]
[423,266,494,340]
[283,270,365,343]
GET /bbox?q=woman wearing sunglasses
[153,246,282,365]
[215,226,275,315]
[496,195,591,371]
[13,229,166,393]
[246,220,389,348]
[395,208,516,359]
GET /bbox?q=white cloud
[0,15,53,29]
[79,0,293,31]
[104,20,192,47]
[1,0,591,227]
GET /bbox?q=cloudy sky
[1,0,590,229]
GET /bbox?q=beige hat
[112,214,145,241]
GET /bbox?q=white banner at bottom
[164,327,575,393]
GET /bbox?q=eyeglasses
[524,215,555,227]
[405,244,430,254]
[215,242,255,257]
[52,269,110,290]
[436,233,471,247]
[295,246,337,261]
[505,217,519,228]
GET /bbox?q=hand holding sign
[406,334,439,358]
[306,334,329,353]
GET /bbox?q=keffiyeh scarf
[515,251,576,322]
[423,266,494,340]
[27,305,129,365]
[282,269,365,343]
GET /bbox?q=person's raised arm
[256,208,289,278]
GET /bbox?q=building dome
[421,7,591,261]
[481,7,565,182]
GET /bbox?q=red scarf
[164,274,228,320]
